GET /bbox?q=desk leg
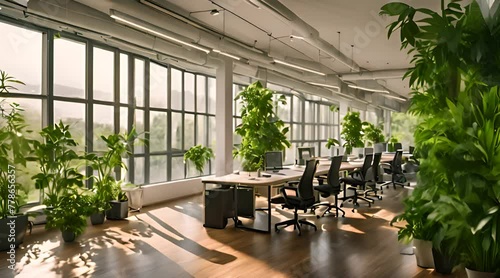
[232,184,242,226]
[267,186,271,233]
[234,185,271,234]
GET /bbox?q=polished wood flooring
[0,185,466,278]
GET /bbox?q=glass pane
[0,22,42,95]
[150,111,167,152]
[285,143,296,165]
[234,84,244,116]
[277,95,291,122]
[196,75,206,113]
[196,115,207,146]
[171,68,182,110]
[207,77,216,114]
[121,158,129,182]
[171,112,182,152]
[171,156,184,181]
[134,59,144,107]
[305,102,314,123]
[134,109,145,153]
[292,96,302,122]
[292,123,302,141]
[184,114,195,150]
[184,73,195,112]
[120,106,128,134]
[208,116,216,150]
[305,124,314,140]
[53,101,85,151]
[134,157,145,185]
[54,38,86,98]
[120,54,129,103]
[93,47,114,102]
[150,62,168,108]
[94,104,115,152]
[150,155,167,184]
[0,98,42,137]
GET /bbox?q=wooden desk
[201,157,394,233]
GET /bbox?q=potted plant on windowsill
[362,122,385,147]
[184,144,214,176]
[340,110,364,156]
[0,71,33,251]
[233,81,290,175]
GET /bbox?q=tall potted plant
[340,110,364,155]
[233,81,290,173]
[381,0,500,275]
[0,71,32,251]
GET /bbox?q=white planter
[466,268,496,278]
[413,239,434,268]
[122,187,144,211]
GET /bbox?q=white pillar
[215,58,233,176]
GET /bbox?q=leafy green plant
[362,122,385,145]
[0,72,32,218]
[87,128,144,210]
[233,81,291,171]
[381,0,500,273]
[325,138,340,150]
[329,105,339,112]
[184,145,214,174]
[340,110,364,154]
[45,185,92,237]
[31,122,85,207]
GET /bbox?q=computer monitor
[265,151,283,172]
[297,146,315,165]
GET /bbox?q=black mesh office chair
[312,156,345,218]
[364,152,384,200]
[394,142,403,151]
[341,154,374,212]
[382,150,408,188]
[275,159,318,236]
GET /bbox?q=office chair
[394,142,403,151]
[341,154,374,212]
[311,156,345,218]
[382,150,408,188]
[364,152,384,200]
[275,159,318,236]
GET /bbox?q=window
[207,77,216,114]
[150,155,167,184]
[184,73,195,112]
[150,62,168,108]
[171,68,182,110]
[93,104,115,151]
[0,22,42,95]
[54,38,86,98]
[53,100,86,151]
[150,111,167,152]
[120,54,129,103]
[93,47,114,102]
[134,59,145,107]
[196,75,206,113]
[171,112,182,152]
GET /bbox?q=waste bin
[204,187,234,229]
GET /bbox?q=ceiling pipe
[254,0,360,72]
[340,69,407,81]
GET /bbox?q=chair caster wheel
[368,203,371,207]
[316,215,321,219]
[378,196,383,200]
[352,209,356,213]
[275,228,280,233]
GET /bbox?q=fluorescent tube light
[213,49,241,60]
[382,94,407,101]
[273,59,325,76]
[110,10,211,54]
[348,84,389,94]
[307,82,339,90]
[245,0,261,9]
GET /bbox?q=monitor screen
[265,151,283,170]
[297,147,315,165]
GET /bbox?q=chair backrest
[327,156,343,191]
[392,150,404,174]
[298,159,319,201]
[374,143,386,154]
[361,154,373,178]
[367,152,382,182]
[394,142,403,151]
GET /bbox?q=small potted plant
[362,122,385,146]
[106,180,129,220]
[184,144,214,176]
[45,186,92,242]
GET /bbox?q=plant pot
[123,187,144,211]
[106,200,129,220]
[465,268,496,278]
[432,247,456,275]
[413,239,434,268]
[90,212,105,225]
[61,229,76,243]
[0,214,29,251]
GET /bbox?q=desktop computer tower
[204,187,235,229]
[237,187,254,218]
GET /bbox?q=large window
[54,38,86,98]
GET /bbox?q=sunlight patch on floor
[339,224,365,234]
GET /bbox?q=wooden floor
[0,184,466,278]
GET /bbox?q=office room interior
[1,0,499,277]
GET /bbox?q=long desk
[201,156,394,233]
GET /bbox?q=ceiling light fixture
[245,0,261,9]
[210,9,220,16]
[273,59,325,76]
[109,9,211,54]
[307,82,339,90]
[382,94,407,101]
[212,49,241,60]
[348,84,389,94]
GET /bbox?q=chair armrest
[281,186,298,198]
[287,180,299,186]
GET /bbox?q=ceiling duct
[340,69,407,81]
